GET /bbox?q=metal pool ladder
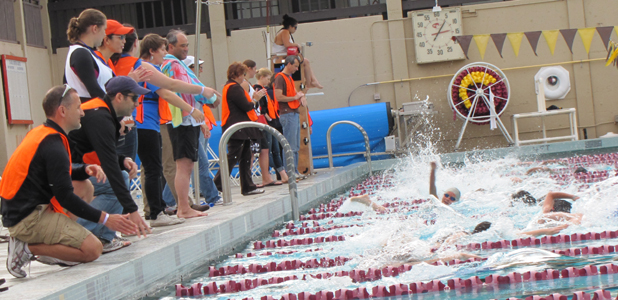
[326,121,372,176]
[218,122,300,221]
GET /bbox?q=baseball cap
[105,20,135,36]
[105,76,151,95]
[183,55,204,67]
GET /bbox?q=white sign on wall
[1,55,33,124]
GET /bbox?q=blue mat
[207,102,392,171]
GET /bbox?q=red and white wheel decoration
[448,62,510,125]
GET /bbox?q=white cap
[183,55,204,67]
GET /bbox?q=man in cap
[70,76,154,252]
[1,85,137,277]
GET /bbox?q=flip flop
[262,181,283,187]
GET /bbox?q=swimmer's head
[511,190,537,206]
[574,167,588,174]
[442,187,460,205]
[553,199,572,213]
[471,221,492,234]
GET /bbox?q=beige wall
[5,0,618,171]
[0,0,55,170]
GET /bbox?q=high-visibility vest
[265,92,279,119]
[221,82,258,127]
[0,125,71,216]
[134,82,150,124]
[80,98,110,166]
[202,104,217,130]
[94,51,117,75]
[112,55,139,76]
[274,73,300,109]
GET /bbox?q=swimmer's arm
[526,167,552,175]
[429,162,437,198]
[542,191,578,213]
[444,232,466,245]
[350,195,386,212]
[520,224,568,237]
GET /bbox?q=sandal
[259,181,283,187]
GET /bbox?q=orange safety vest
[94,51,117,74]
[80,98,110,166]
[134,82,149,124]
[275,73,300,109]
[112,55,139,76]
[0,125,70,216]
[265,92,279,119]
[202,104,217,130]
[221,82,258,127]
[159,98,173,124]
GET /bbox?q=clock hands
[433,20,447,41]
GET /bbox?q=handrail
[219,122,299,221]
[326,121,372,176]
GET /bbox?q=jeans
[266,131,285,173]
[77,171,129,242]
[192,134,221,204]
[279,112,300,172]
[137,129,166,219]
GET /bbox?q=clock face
[412,8,465,64]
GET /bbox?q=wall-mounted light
[433,0,442,12]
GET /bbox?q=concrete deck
[0,160,395,300]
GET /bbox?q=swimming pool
[157,152,618,300]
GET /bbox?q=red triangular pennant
[596,26,614,49]
[560,29,578,53]
[454,35,473,59]
[491,33,507,58]
[525,31,542,56]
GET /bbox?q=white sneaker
[150,212,185,227]
[6,237,33,278]
[36,255,80,267]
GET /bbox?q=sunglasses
[62,84,72,98]
[112,34,126,40]
[444,194,457,202]
[123,93,139,103]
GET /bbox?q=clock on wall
[412,7,465,64]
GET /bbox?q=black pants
[214,139,257,195]
[137,129,166,219]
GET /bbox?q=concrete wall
[0,0,55,170]
[5,0,618,171]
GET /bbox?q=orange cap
[105,20,134,36]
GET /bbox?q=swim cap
[444,187,461,201]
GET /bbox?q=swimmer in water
[348,194,387,213]
[511,190,582,225]
[429,162,460,206]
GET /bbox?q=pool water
[160,153,618,300]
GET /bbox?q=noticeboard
[1,55,33,124]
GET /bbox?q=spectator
[0,85,136,277]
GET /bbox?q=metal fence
[48,0,207,52]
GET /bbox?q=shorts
[8,204,90,249]
[168,124,200,161]
[259,131,272,150]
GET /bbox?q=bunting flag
[525,31,542,56]
[560,29,578,53]
[453,25,617,60]
[507,32,524,57]
[473,34,490,59]
[578,27,596,54]
[542,30,560,55]
[455,35,473,59]
[596,26,614,49]
[491,33,507,58]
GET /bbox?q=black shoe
[243,189,265,196]
[191,204,210,212]
[144,215,151,220]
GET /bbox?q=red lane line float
[457,230,618,251]
[253,235,347,250]
[208,256,351,277]
[489,289,613,300]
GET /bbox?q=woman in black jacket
[213,62,264,196]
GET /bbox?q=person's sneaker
[150,212,185,227]
[214,199,224,206]
[6,237,33,278]
[36,256,80,267]
[101,238,131,253]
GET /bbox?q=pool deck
[0,160,391,300]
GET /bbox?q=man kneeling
[0,85,137,278]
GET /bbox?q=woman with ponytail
[273,14,323,89]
